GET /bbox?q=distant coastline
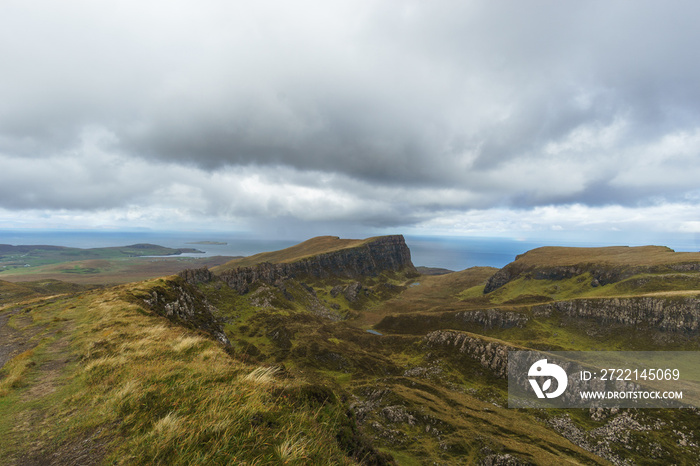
[2,230,698,271]
[186,241,228,245]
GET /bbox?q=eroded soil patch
[0,307,41,371]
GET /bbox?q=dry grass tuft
[172,335,206,353]
[0,349,35,396]
[275,434,309,463]
[242,366,280,385]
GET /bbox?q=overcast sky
[2,0,700,243]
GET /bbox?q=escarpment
[484,246,700,293]
[424,330,513,378]
[533,296,700,333]
[484,263,650,294]
[376,308,529,335]
[180,235,416,293]
[422,331,656,409]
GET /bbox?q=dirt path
[1,299,112,466]
[0,306,41,371]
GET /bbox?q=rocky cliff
[135,278,230,346]
[532,296,700,333]
[424,330,513,378]
[376,308,529,335]
[181,235,417,293]
[422,330,654,408]
[483,246,700,294]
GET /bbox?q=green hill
[2,237,700,464]
[213,235,383,271]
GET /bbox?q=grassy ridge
[0,279,89,305]
[213,236,381,271]
[0,281,383,465]
[510,245,700,267]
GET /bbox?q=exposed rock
[589,407,619,422]
[455,309,528,329]
[344,282,364,302]
[305,293,342,321]
[402,365,442,378]
[424,330,659,409]
[140,279,230,346]
[248,285,277,309]
[424,330,511,378]
[547,412,659,466]
[177,267,214,284]
[484,258,700,294]
[330,285,343,298]
[350,388,390,423]
[483,268,517,294]
[381,406,418,426]
[377,307,529,335]
[480,451,532,466]
[181,235,416,294]
[533,297,700,333]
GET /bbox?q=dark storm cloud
[2,0,700,226]
[121,1,700,195]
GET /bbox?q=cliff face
[376,308,529,335]
[483,248,700,294]
[136,278,230,346]
[424,330,511,378]
[182,235,416,293]
[533,297,700,333]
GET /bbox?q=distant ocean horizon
[1,229,698,271]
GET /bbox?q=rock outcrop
[178,267,215,284]
[455,309,528,329]
[376,308,528,335]
[180,235,416,293]
[483,264,640,294]
[139,278,230,346]
[424,330,512,378]
[484,260,700,294]
[532,296,700,333]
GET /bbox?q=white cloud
[412,203,700,238]
[1,1,700,240]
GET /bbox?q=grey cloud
[1,0,700,221]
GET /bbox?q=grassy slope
[388,253,700,463]
[0,256,233,285]
[212,236,381,271]
[197,276,609,465]
[510,245,700,267]
[373,250,700,351]
[486,271,700,304]
[361,267,496,327]
[0,282,379,465]
[5,241,700,465]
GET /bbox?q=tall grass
[0,349,35,397]
[0,281,358,464]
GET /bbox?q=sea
[1,230,698,271]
